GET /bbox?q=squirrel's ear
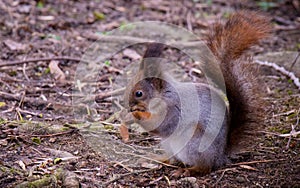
[140,43,165,78]
[142,43,164,61]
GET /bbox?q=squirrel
[124,11,271,175]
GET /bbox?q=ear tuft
[140,43,165,78]
[143,43,165,59]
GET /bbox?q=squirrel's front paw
[171,168,187,178]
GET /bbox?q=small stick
[186,11,193,32]
[29,129,77,138]
[289,52,300,71]
[15,107,42,118]
[255,60,300,90]
[82,32,203,47]
[0,56,85,67]
[22,63,30,81]
[114,151,178,168]
[213,168,236,186]
[230,159,285,166]
[280,130,300,137]
[112,160,133,172]
[0,91,55,107]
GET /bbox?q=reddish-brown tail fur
[206,11,272,152]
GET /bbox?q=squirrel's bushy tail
[206,11,272,151]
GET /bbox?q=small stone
[236,176,245,183]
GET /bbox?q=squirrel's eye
[135,90,143,98]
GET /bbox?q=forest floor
[0,0,299,187]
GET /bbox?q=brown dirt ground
[0,0,299,187]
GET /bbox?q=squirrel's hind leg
[171,165,212,178]
[187,165,212,176]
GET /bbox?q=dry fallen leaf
[49,60,66,82]
[18,160,26,171]
[49,137,57,143]
[0,139,8,146]
[0,101,6,108]
[37,15,55,21]
[123,48,141,60]
[119,123,129,142]
[141,162,159,169]
[4,39,28,51]
[45,148,76,158]
[239,164,258,171]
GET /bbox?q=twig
[0,37,206,68]
[15,107,43,118]
[285,125,293,150]
[18,91,26,108]
[29,129,77,138]
[255,60,300,90]
[0,56,85,67]
[213,168,236,186]
[114,151,178,168]
[112,160,133,172]
[22,63,30,81]
[273,109,295,117]
[186,11,193,32]
[31,123,57,135]
[112,98,124,110]
[0,91,53,107]
[0,90,116,108]
[98,120,121,127]
[93,87,126,102]
[82,32,204,47]
[16,91,26,120]
[149,176,164,185]
[30,146,44,155]
[280,130,300,137]
[16,108,23,121]
[282,113,300,149]
[230,159,285,166]
[164,175,171,186]
[0,78,13,91]
[289,52,300,71]
[259,130,300,141]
